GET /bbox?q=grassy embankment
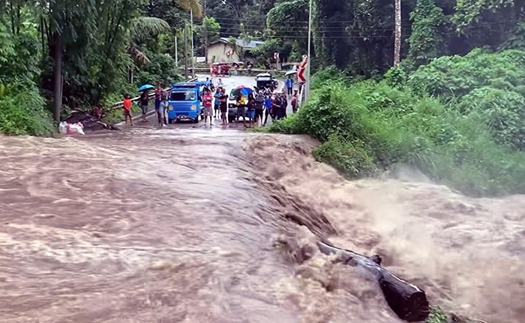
[269,49,525,197]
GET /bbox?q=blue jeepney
[167,81,207,123]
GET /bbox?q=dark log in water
[316,241,430,322]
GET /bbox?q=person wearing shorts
[214,87,221,118]
[203,87,213,125]
[235,93,247,127]
[122,94,134,126]
[139,91,149,122]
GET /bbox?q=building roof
[210,38,265,50]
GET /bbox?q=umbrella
[285,70,297,76]
[231,85,254,96]
[138,84,154,91]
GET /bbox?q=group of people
[122,85,169,127]
[121,79,299,128]
[230,88,298,128]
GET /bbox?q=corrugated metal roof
[218,37,265,49]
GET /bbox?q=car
[227,88,238,123]
[255,73,276,91]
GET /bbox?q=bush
[269,78,525,196]
[136,53,182,87]
[0,84,55,136]
[408,49,525,150]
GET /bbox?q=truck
[166,81,207,123]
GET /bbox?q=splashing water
[0,129,524,323]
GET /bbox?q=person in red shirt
[291,89,298,113]
[202,87,214,125]
[123,94,134,126]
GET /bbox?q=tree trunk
[317,241,430,322]
[393,0,401,66]
[184,24,188,79]
[53,32,63,123]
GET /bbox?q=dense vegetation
[271,49,525,197]
[252,0,525,200]
[0,0,199,135]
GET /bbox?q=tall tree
[393,0,401,66]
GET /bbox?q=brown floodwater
[0,127,524,323]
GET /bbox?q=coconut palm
[128,0,202,65]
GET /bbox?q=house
[207,38,265,63]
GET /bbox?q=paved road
[125,75,295,130]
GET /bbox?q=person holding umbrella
[235,91,247,127]
[138,84,154,122]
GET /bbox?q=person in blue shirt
[263,94,273,126]
[285,76,294,97]
[214,87,222,118]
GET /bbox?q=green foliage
[250,38,289,68]
[136,53,182,86]
[407,0,447,67]
[426,307,448,323]
[409,49,525,150]
[310,66,351,89]
[269,73,525,196]
[0,84,55,136]
[314,136,378,178]
[195,17,221,45]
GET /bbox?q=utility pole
[306,0,312,99]
[203,0,208,64]
[190,8,195,76]
[175,32,178,68]
[184,24,188,79]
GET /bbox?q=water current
[1,118,524,323]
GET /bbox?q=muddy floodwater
[1,127,525,323]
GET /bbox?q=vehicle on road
[227,88,237,123]
[226,86,256,123]
[255,73,276,92]
[211,62,231,77]
[167,81,206,123]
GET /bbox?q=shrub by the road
[269,60,525,196]
[403,49,525,150]
[0,84,55,136]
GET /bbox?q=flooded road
[1,76,525,323]
[0,129,300,323]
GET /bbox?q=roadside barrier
[111,77,198,109]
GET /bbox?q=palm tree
[128,0,202,65]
